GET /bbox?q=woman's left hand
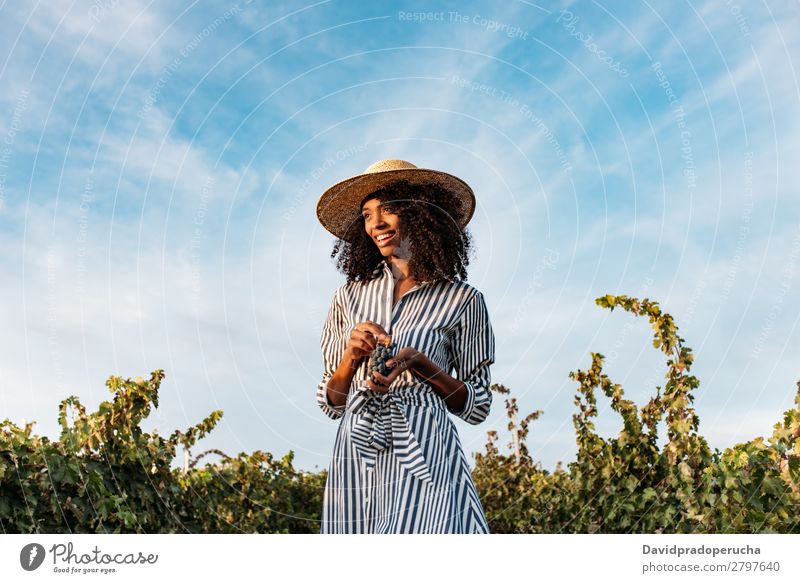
[366,347,420,393]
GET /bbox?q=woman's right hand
[344,320,389,364]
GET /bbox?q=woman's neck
[387,255,412,281]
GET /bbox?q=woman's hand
[366,347,420,393]
[344,320,389,365]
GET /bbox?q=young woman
[315,159,496,533]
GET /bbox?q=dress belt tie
[348,383,435,484]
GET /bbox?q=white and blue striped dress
[316,259,495,533]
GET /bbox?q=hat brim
[316,168,476,243]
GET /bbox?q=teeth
[377,233,394,241]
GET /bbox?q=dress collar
[376,259,432,288]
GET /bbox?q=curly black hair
[330,179,474,284]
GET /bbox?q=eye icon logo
[20,543,46,571]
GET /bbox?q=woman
[315,159,496,533]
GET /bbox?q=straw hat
[316,159,476,242]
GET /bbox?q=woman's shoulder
[434,278,485,305]
[332,272,384,305]
[337,273,381,294]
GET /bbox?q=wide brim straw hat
[316,159,476,243]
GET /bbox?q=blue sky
[1,0,798,474]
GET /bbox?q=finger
[359,321,378,335]
[355,339,372,354]
[361,321,389,339]
[362,330,381,345]
[354,333,376,351]
[386,358,406,370]
[378,368,402,385]
[367,379,388,393]
[353,328,374,342]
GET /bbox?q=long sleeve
[449,290,495,425]
[316,288,348,420]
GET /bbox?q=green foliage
[472,294,800,533]
[0,371,323,533]
[2,294,798,533]
[174,449,325,534]
[472,385,573,533]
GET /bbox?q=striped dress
[316,259,496,533]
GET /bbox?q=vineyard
[1,295,798,533]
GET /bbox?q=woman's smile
[374,231,396,246]
[361,197,403,254]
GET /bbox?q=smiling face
[360,196,407,258]
[331,180,471,283]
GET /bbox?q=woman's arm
[446,291,495,424]
[366,292,495,423]
[324,348,361,409]
[318,287,389,414]
[371,347,469,413]
[407,351,468,414]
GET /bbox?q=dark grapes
[368,336,396,385]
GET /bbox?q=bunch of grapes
[368,336,396,384]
